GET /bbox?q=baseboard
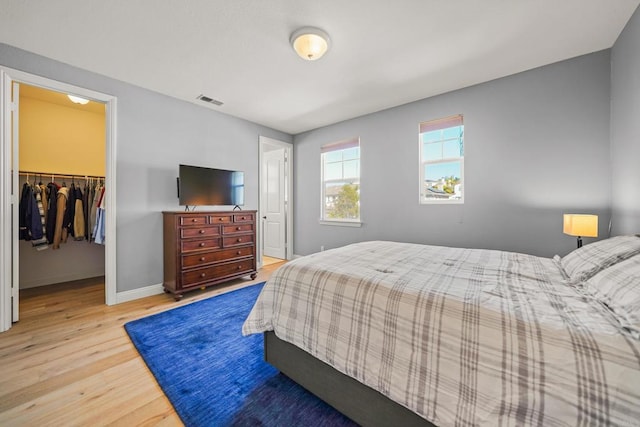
[116,283,164,304]
[19,271,106,289]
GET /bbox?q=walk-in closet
[17,84,106,302]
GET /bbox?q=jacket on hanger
[63,183,76,240]
[73,186,85,241]
[18,183,43,241]
[46,183,58,244]
[53,186,68,249]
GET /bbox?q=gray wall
[293,51,613,258]
[1,43,292,293]
[611,6,640,235]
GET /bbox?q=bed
[243,238,640,426]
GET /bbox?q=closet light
[68,95,89,105]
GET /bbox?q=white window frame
[320,137,361,226]
[419,115,464,204]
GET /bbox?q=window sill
[420,199,464,205]
[319,219,362,228]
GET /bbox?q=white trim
[104,97,117,305]
[259,136,294,264]
[116,283,164,304]
[0,70,12,332]
[0,65,118,332]
[11,82,19,322]
[318,219,363,227]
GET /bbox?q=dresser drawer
[181,246,254,269]
[181,237,222,252]
[181,259,255,287]
[209,215,232,224]
[180,226,220,239]
[222,223,254,234]
[223,234,254,247]
[233,213,254,223]
[178,215,208,226]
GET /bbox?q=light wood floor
[0,261,285,427]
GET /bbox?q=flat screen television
[177,164,245,207]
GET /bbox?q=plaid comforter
[243,241,640,426]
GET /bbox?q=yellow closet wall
[19,88,106,176]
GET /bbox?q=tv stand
[162,210,257,300]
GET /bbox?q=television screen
[178,164,244,206]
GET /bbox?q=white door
[262,148,286,259]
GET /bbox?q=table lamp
[563,214,598,248]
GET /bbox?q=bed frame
[264,331,434,427]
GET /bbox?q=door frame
[258,136,293,265]
[0,66,118,332]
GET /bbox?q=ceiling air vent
[196,94,224,106]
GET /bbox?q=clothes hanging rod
[18,170,104,180]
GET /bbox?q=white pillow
[584,255,640,335]
[560,235,640,283]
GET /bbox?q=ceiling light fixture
[67,94,89,105]
[290,27,330,61]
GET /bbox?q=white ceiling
[1,0,638,134]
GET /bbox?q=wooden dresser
[162,210,257,300]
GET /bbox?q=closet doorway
[0,67,117,332]
[18,84,106,303]
[259,136,293,266]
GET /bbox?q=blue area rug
[125,283,356,427]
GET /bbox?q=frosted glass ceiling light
[67,94,89,105]
[290,27,330,61]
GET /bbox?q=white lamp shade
[290,27,330,61]
[563,214,598,237]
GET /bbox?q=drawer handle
[241,216,246,220]
[199,229,205,234]
[236,226,241,231]
[199,257,206,261]
[218,218,224,221]
[237,265,242,270]
[199,242,206,247]
[192,218,197,222]
[237,238,242,242]
[200,273,206,278]
[236,251,242,255]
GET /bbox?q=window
[419,115,464,203]
[321,138,360,223]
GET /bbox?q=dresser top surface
[163,210,256,215]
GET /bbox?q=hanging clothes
[89,183,101,242]
[63,183,76,241]
[93,186,106,245]
[39,183,48,226]
[19,182,31,240]
[52,186,68,249]
[18,182,44,242]
[31,184,48,250]
[46,182,58,244]
[83,181,90,241]
[73,185,85,241]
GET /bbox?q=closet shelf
[18,170,104,180]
